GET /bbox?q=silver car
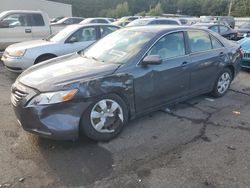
[1,23,120,72]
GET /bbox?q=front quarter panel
[65,73,136,118]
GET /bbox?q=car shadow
[34,136,114,187]
[0,62,19,83]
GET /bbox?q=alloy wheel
[217,72,231,94]
[90,99,124,133]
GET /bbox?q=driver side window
[2,13,31,27]
[148,32,186,59]
[68,27,97,43]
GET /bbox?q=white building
[0,0,72,18]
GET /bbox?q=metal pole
[228,0,233,16]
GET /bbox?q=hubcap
[90,99,123,133]
[217,72,231,94]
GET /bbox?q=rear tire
[80,94,128,142]
[34,54,56,64]
[211,68,232,98]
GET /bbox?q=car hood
[6,40,57,51]
[17,53,121,92]
[239,38,250,51]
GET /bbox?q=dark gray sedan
[11,26,242,141]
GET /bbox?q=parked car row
[2,24,120,72]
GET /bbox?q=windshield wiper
[82,55,105,63]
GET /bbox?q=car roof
[67,23,120,30]
[123,25,207,34]
[84,17,109,20]
[1,10,44,14]
[138,17,179,21]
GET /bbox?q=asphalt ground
[0,62,250,188]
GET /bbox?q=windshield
[47,26,76,42]
[82,29,155,64]
[127,20,150,27]
[240,40,250,48]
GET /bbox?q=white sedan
[1,24,120,72]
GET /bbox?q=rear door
[187,30,226,94]
[99,25,119,39]
[0,13,32,51]
[30,13,51,39]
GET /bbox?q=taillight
[239,48,244,58]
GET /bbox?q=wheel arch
[225,64,235,80]
[34,53,57,64]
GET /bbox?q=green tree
[147,2,163,16]
[107,2,131,18]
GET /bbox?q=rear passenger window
[100,26,118,38]
[211,36,223,49]
[31,14,45,26]
[148,32,185,59]
[158,20,178,25]
[188,31,212,53]
[210,26,219,33]
[220,26,229,33]
[97,19,108,23]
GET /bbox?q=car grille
[11,88,28,106]
[243,53,250,58]
[242,61,250,66]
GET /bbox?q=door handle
[25,29,32,33]
[182,61,188,66]
[219,52,224,56]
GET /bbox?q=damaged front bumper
[11,83,92,140]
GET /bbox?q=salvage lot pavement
[0,62,250,188]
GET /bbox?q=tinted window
[150,20,158,25]
[97,19,108,23]
[68,27,97,42]
[148,32,185,59]
[210,25,219,33]
[211,36,223,49]
[188,31,212,52]
[158,20,178,25]
[128,17,138,21]
[100,26,119,38]
[2,13,31,27]
[220,26,229,33]
[72,18,83,24]
[31,14,45,26]
[64,18,74,25]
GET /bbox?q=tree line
[51,0,250,18]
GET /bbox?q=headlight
[8,49,26,57]
[27,89,78,106]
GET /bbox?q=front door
[0,13,32,51]
[134,31,190,113]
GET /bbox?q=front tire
[80,94,128,141]
[211,68,232,98]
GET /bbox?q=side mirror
[141,55,162,66]
[68,37,78,43]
